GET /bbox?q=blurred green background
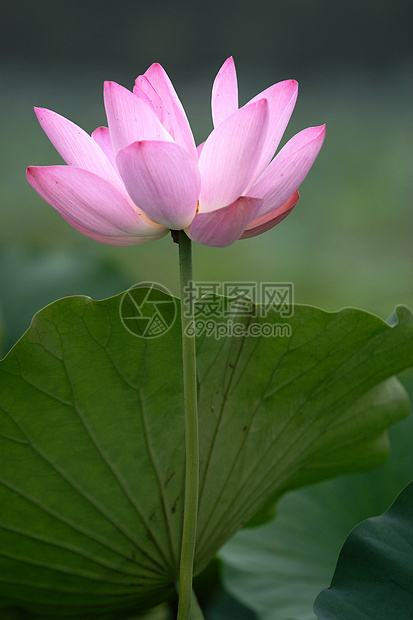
[1,0,412,354]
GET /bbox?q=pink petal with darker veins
[134,77,168,125]
[245,79,299,182]
[251,125,326,217]
[136,63,197,160]
[187,196,262,247]
[34,107,124,192]
[198,99,269,213]
[240,190,299,239]
[26,165,167,245]
[104,81,173,154]
[211,56,238,128]
[116,140,200,230]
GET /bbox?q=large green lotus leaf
[0,293,412,618]
[219,378,413,620]
[193,305,412,561]
[314,479,413,619]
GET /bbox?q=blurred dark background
[2,0,413,78]
[1,0,412,353]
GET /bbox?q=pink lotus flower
[27,58,325,247]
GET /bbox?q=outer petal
[211,56,238,128]
[187,196,262,247]
[26,166,167,246]
[135,64,197,160]
[250,125,326,217]
[104,81,173,154]
[246,79,299,181]
[34,108,125,192]
[240,190,299,239]
[198,99,269,213]
[116,140,200,229]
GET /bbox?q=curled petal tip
[309,123,327,144]
[289,79,299,94]
[33,106,50,121]
[103,80,118,94]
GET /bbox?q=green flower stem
[176,230,202,620]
